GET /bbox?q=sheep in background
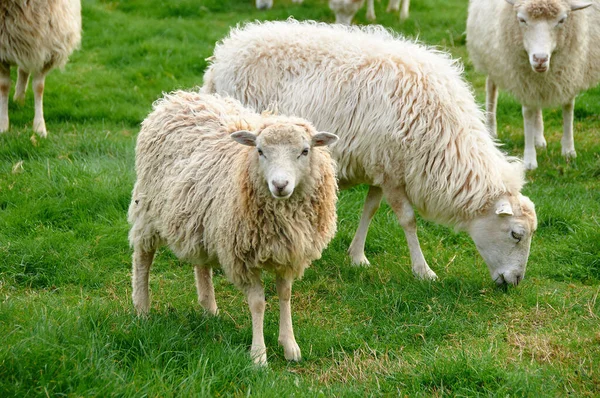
[128,92,338,366]
[256,0,303,10]
[467,0,600,170]
[203,20,538,286]
[0,0,81,137]
[329,0,410,25]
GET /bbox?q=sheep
[329,0,410,25]
[0,0,81,137]
[203,20,538,286]
[255,0,303,11]
[467,0,600,170]
[128,91,338,366]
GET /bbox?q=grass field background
[1,0,599,396]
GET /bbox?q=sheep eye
[518,17,527,24]
[257,148,264,157]
[301,148,309,156]
[557,17,566,25]
[511,231,522,243]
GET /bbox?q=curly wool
[128,92,338,287]
[467,0,600,107]
[203,20,527,227]
[0,0,81,72]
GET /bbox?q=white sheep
[203,20,538,286]
[128,91,338,366]
[329,0,410,25]
[255,0,303,10]
[0,0,81,137]
[467,0,600,170]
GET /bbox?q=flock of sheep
[1,0,598,366]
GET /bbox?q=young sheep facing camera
[0,0,81,137]
[128,92,338,366]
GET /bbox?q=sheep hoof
[251,347,268,366]
[413,266,438,281]
[0,119,7,133]
[349,252,371,266]
[13,93,25,105]
[524,158,538,171]
[387,5,399,12]
[33,119,47,138]
[562,148,577,160]
[366,12,376,21]
[280,339,302,362]
[535,137,547,149]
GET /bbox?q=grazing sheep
[128,91,338,365]
[0,0,81,137]
[467,0,600,170]
[203,20,538,286]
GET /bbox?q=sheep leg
[14,68,30,105]
[194,265,218,315]
[383,185,437,280]
[561,98,576,160]
[348,185,383,266]
[400,0,410,20]
[245,274,268,366]
[132,247,156,315]
[32,70,48,137]
[522,105,543,170]
[276,275,301,361]
[387,0,400,12]
[485,77,498,138]
[0,62,9,133]
[366,0,376,21]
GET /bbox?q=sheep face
[256,0,273,9]
[505,0,592,73]
[466,194,537,286]
[231,125,338,199]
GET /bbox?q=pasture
[1,0,599,395]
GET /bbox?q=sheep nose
[532,53,548,64]
[272,180,289,192]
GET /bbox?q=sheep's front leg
[14,68,29,105]
[348,185,383,266]
[485,77,498,138]
[0,62,10,133]
[400,0,410,20]
[522,105,544,170]
[194,265,218,315]
[245,274,267,366]
[387,0,401,12]
[132,247,156,315]
[561,98,577,160]
[383,184,437,280]
[366,0,376,21]
[32,70,48,137]
[276,275,301,361]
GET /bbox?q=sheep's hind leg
[400,0,410,20]
[561,98,576,160]
[14,68,29,105]
[387,0,401,12]
[194,265,218,315]
[383,184,437,280]
[132,247,156,315]
[245,272,267,366]
[366,0,376,21]
[522,105,543,170]
[485,77,498,138]
[32,70,48,137]
[348,185,383,266]
[0,62,10,133]
[276,274,301,361]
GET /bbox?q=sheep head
[466,194,537,286]
[505,0,592,73]
[231,124,338,199]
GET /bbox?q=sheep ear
[230,130,257,147]
[571,1,592,11]
[495,199,514,217]
[311,132,338,147]
[504,0,515,5]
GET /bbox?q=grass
[1,0,599,396]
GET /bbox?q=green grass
[1,0,599,396]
